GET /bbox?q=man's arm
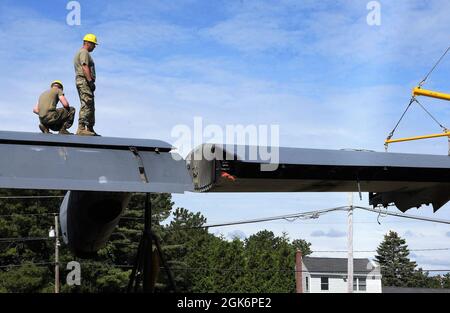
[82,64,94,82]
[82,64,96,92]
[33,103,39,115]
[59,95,70,109]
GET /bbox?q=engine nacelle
[59,191,131,257]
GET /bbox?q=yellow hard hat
[83,33,98,45]
[51,80,64,89]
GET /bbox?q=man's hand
[59,95,70,109]
[88,80,96,92]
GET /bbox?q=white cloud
[311,228,346,238]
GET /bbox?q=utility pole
[347,193,354,293]
[295,250,303,293]
[448,133,450,156]
[54,214,60,294]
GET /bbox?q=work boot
[59,128,73,135]
[88,126,101,137]
[76,125,95,136]
[39,124,50,134]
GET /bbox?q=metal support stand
[127,193,176,293]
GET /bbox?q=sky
[1,0,450,273]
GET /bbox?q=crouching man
[33,80,75,135]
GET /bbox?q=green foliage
[292,239,312,256]
[0,189,312,293]
[375,231,449,289]
[0,262,50,293]
[375,231,417,287]
[442,273,450,288]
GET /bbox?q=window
[359,278,367,291]
[321,277,329,291]
[306,277,309,291]
[352,278,367,292]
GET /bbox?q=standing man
[33,80,75,135]
[74,33,99,136]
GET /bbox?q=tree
[442,273,450,289]
[1,189,313,293]
[292,239,312,256]
[409,268,442,289]
[375,231,417,287]
[0,189,63,293]
[0,262,51,293]
[240,231,297,293]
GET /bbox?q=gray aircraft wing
[0,131,193,193]
[186,143,450,212]
[2,131,450,212]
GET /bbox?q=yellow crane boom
[385,87,450,147]
[412,87,450,102]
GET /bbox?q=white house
[299,257,382,293]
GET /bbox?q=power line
[182,206,349,229]
[0,213,57,218]
[0,237,53,243]
[164,267,450,274]
[173,204,450,230]
[312,248,450,253]
[0,262,53,269]
[2,234,449,255]
[1,205,449,247]
[355,206,450,225]
[0,213,140,219]
[2,204,448,228]
[1,261,449,274]
[0,196,64,200]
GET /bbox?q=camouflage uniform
[41,107,75,131]
[76,78,95,127]
[74,48,96,128]
[38,88,75,131]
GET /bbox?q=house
[298,256,382,293]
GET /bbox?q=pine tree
[375,231,417,287]
[292,239,312,256]
[442,273,450,289]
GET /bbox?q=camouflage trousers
[40,107,75,131]
[76,79,95,127]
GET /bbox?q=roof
[383,287,450,293]
[302,257,379,275]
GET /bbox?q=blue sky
[1,0,450,272]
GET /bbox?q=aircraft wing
[0,131,193,193]
[2,131,450,212]
[186,144,450,212]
